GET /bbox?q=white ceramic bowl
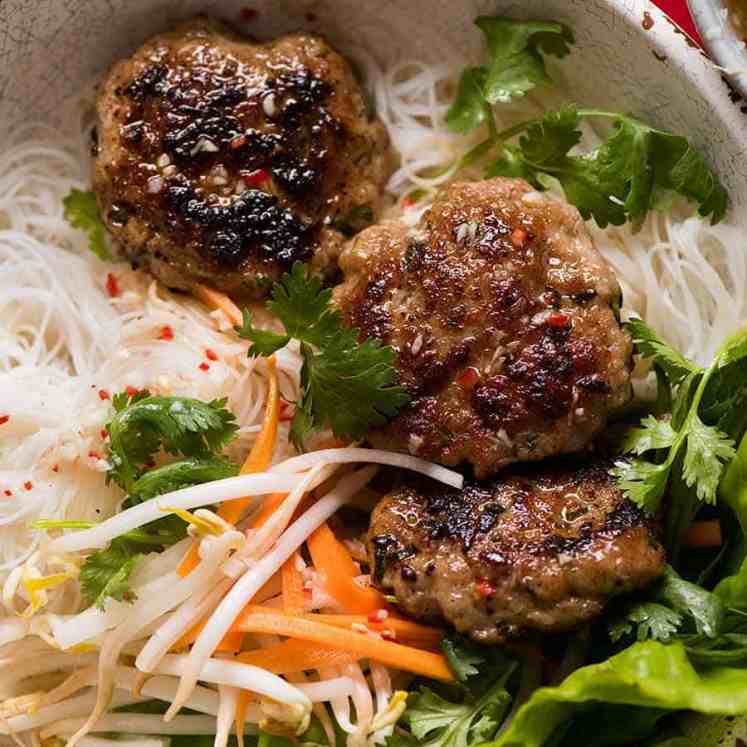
[0,0,744,224]
[689,0,747,97]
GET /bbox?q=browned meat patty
[334,178,632,477]
[93,17,391,296]
[367,460,665,642]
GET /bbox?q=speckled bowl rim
[688,0,747,97]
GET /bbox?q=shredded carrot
[683,519,723,547]
[177,356,280,576]
[303,613,443,649]
[250,491,287,529]
[175,623,243,654]
[193,284,243,326]
[307,522,386,614]
[236,639,355,673]
[282,553,306,615]
[235,690,254,747]
[231,606,453,681]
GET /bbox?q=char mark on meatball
[333,177,633,477]
[93,17,392,295]
[367,459,665,643]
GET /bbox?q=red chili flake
[105,273,120,298]
[279,401,294,422]
[98,389,110,401]
[510,227,528,248]
[205,349,218,361]
[24,481,33,491]
[0,415,9,426]
[125,385,139,397]
[3,489,12,497]
[241,168,270,188]
[402,195,416,210]
[475,579,496,598]
[457,367,480,390]
[52,464,59,473]
[239,7,258,22]
[546,312,570,329]
[158,325,174,341]
[199,362,210,372]
[88,451,100,460]
[100,429,108,441]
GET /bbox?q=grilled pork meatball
[334,178,632,477]
[93,17,391,295]
[367,460,665,642]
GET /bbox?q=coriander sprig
[612,321,747,548]
[236,262,410,449]
[447,17,728,229]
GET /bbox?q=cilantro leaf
[446,17,572,132]
[611,458,670,513]
[128,456,238,503]
[441,635,485,682]
[237,263,409,448]
[477,18,573,105]
[446,68,489,134]
[613,320,741,521]
[63,188,111,260]
[609,602,682,643]
[625,318,701,387]
[80,538,143,609]
[236,309,290,357]
[682,415,735,504]
[620,415,677,455]
[105,391,238,492]
[404,677,512,747]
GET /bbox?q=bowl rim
[687,0,747,97]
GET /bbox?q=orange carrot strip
[303,613,443,649]
[194,285,243,326]
[234,690,255,747]
[307,522,386,614]
[236,639,355,674]
[177,572,281,649]
[231,606,453,681]
[178,357,280,576]
[282,553,306,615]
[683,519,722,547]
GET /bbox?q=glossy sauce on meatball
[334,177,632,477]
[94,17,391,295]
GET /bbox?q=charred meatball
[94,17,391,295]
[367,460,665,642]
[334,178,632,477]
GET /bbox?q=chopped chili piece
[475,579,496,598]
[23,481,33,491]
[98,389,110,401]
[402,195,416,210]
[52,464,59,473]
[0,415,9,426]
[199,362,210,372]
[3,490,11,497]
[457,367,480,390]
[241,168,270,188]
[125,385,139,397]
[546,312,570,329]
[205,349,218,361]
[105,273,120,298]
[100,429,108,440]
[158,325,174,341]
[367,609,389,623]
[88,451,100,460]
[510,227,528,248]
[229,134,247,150]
